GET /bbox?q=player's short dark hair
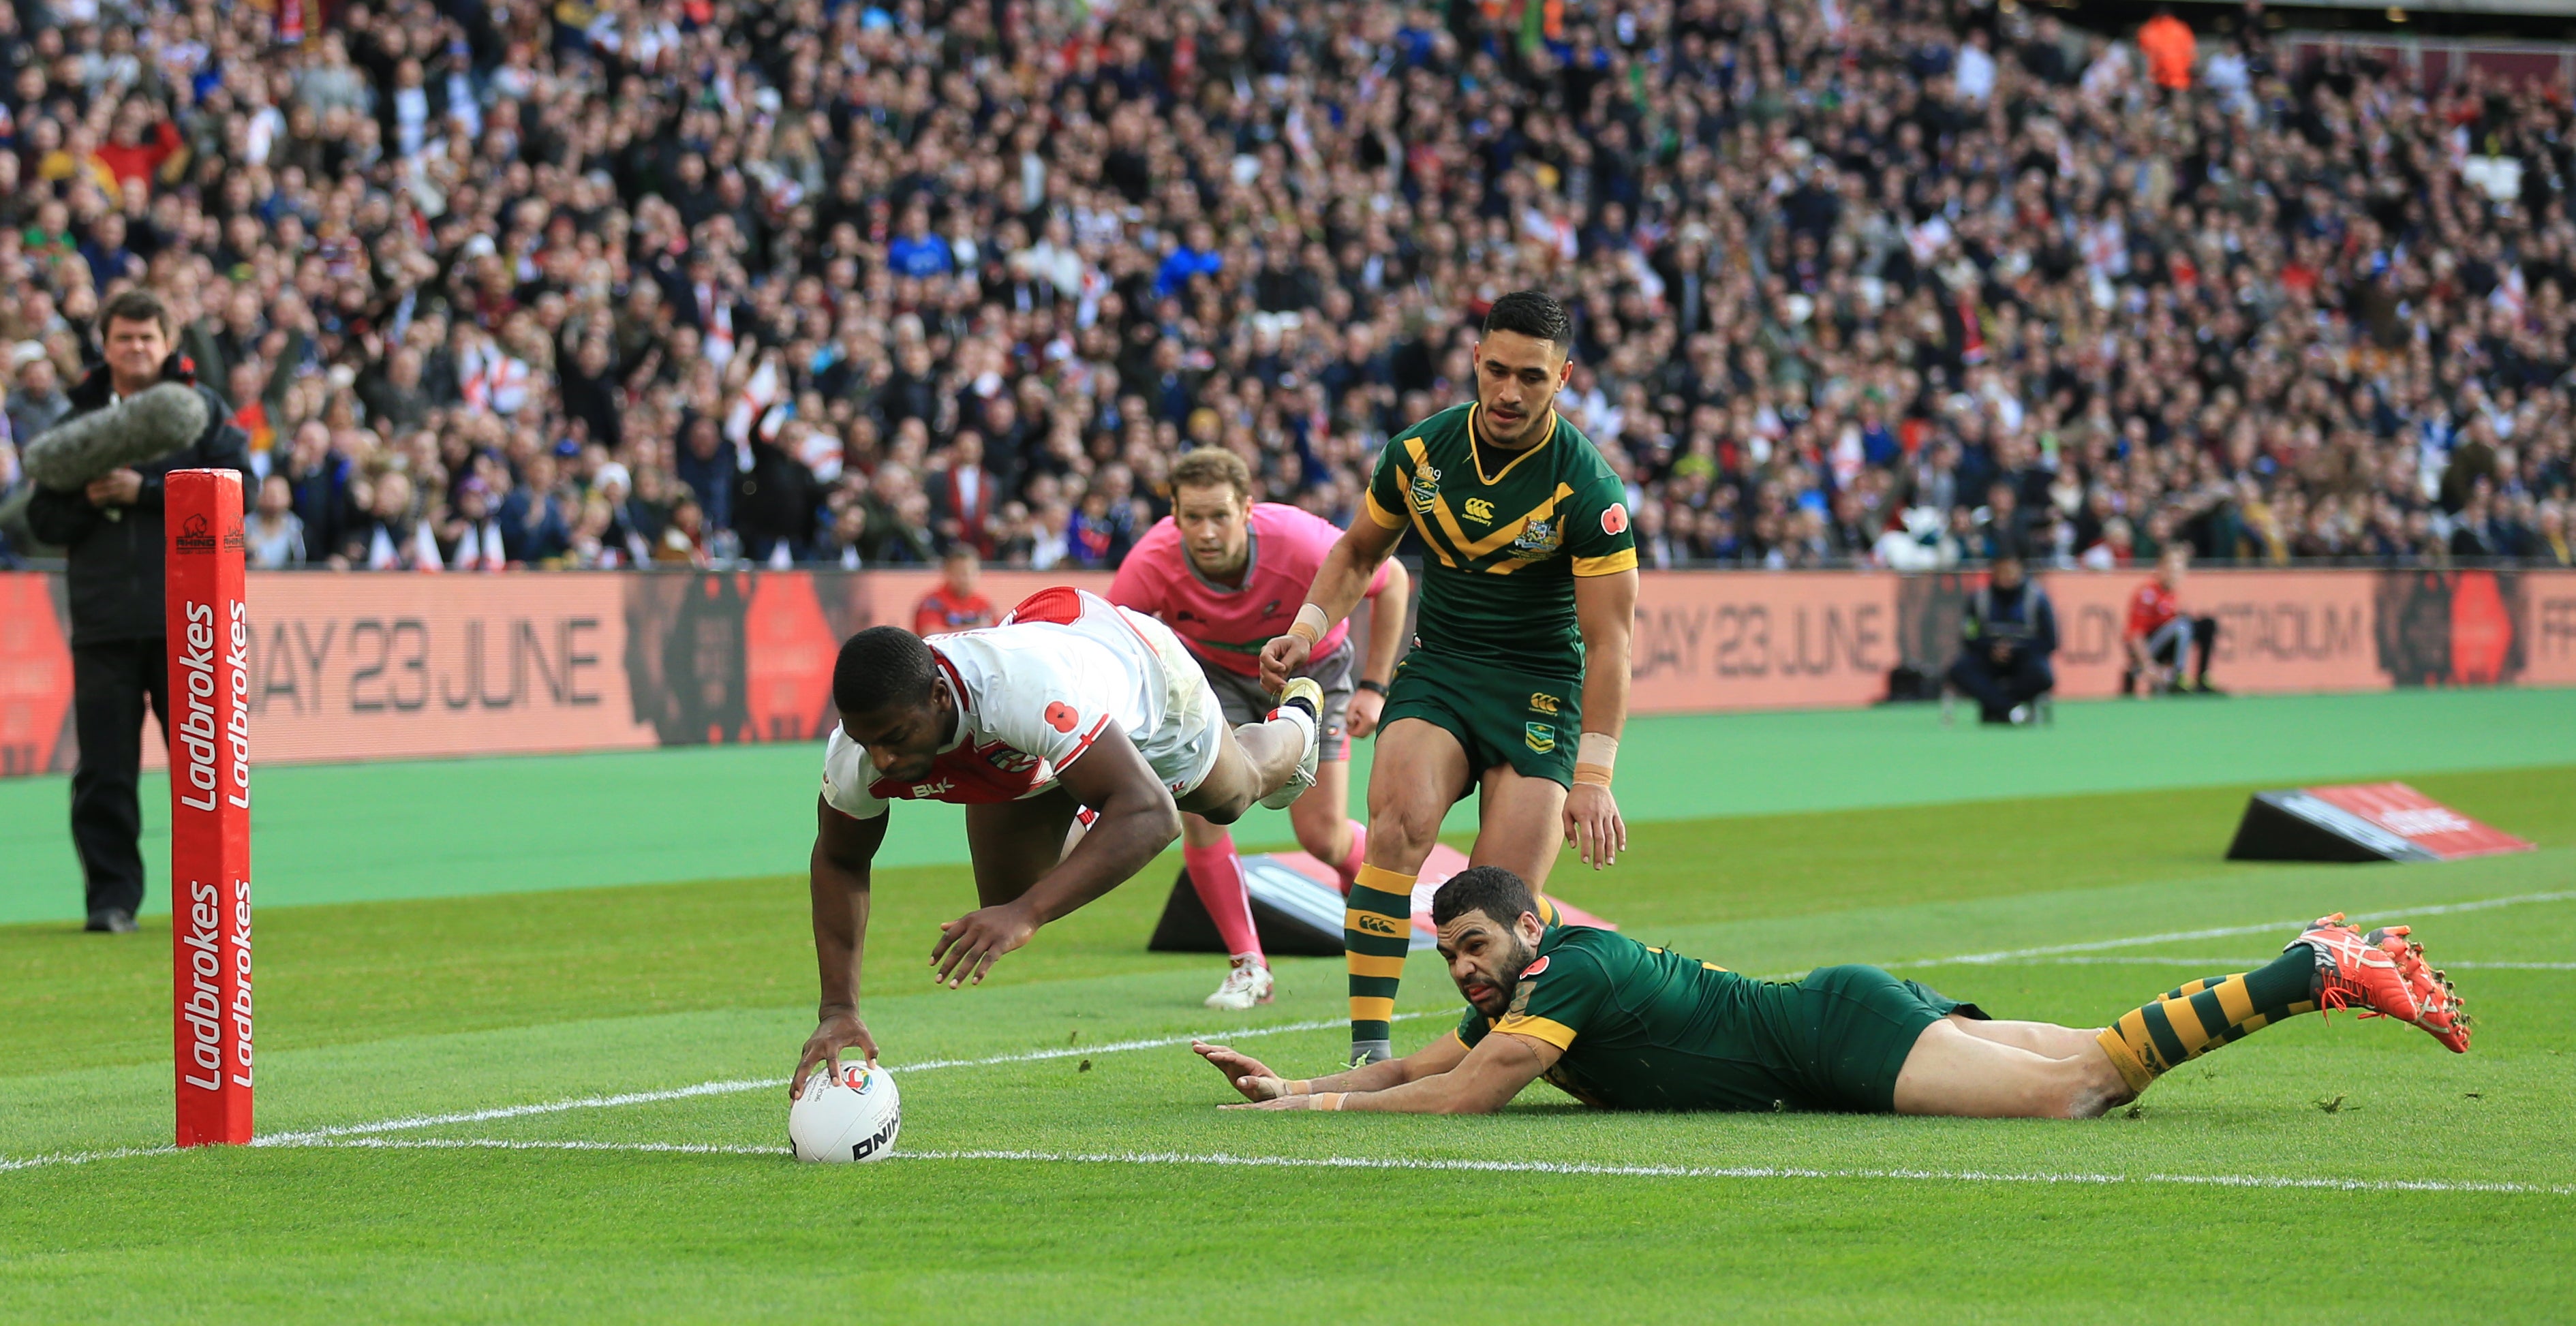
[832,626,937,715]
[1482,291,1571,354]
[101,288,171,337]
[1430,867,1539,930]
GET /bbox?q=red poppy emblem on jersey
[1520,956,1550,979]
[1600,504,1629,536]
[1044,702,1079,733]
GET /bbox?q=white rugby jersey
[821,587,1223,818]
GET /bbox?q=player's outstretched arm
[793,799,889,1098]
[1261,518,1402,693]
[1193,1026,1468,1102]
[1566,568,1636,868]
[1349,559,1411,738]
[929,724,1180,987]
[1224,1030,1551,1114]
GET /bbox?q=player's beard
[1466,934,1540,1016]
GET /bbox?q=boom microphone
[22,383,211,491]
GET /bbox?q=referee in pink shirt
[1109,449,1411,1009]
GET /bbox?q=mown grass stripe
[257,1138,2576,1197]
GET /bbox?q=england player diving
[791,587,1322,1098]
[1194,867,2470,1117]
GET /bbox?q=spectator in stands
[243,474,305,570]
[1948,549,2058,725]
[0,0,2567,581]
[350,470,442,571]
[914,548,998,637]
[8,345,68,446]
[2125,546,2223,696]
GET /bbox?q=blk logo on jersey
[1044,702,1078,733]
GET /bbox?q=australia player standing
[1261,290,1638,1064]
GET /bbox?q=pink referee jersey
[1109,503,1391,678]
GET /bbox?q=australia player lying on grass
[792,587,1322,1098]
[1195,867,2470,1116]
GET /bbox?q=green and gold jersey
[1364,403,1636,677]
[1454,926,1806,1113]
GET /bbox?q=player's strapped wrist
[1286,602,1332,645]
[1284,1079,1311,1096]
[1574,732,1619,788]
[1309,1092,1347,1111]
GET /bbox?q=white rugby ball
[789,1061,902,1163]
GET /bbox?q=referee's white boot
[1205,957,1275,1010]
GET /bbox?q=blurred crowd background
[0,0,2573,573]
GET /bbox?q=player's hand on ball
[1346,685,1384,739]
[791,1008,878,1101]
[1191,1040,1287,1101]
[1564,782,1626,869]
[1258,633,1311,696]
[931,901,1037,988]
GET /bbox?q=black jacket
[1959,581,2059,658]
[25,361,255,645]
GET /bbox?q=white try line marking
[264,1137,2576,1197]
[249,1011,1431,1147]
[10,890,2569,1179]
[1901,890,2576,968]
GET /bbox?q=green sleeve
[1492,944,1611,1051]
[1454,1006,1490,1049]
[1563,459,1638,576]
[1362,437,1411,531]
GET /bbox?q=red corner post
[165,469,253,1146]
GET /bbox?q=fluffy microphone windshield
[23,383,211,491]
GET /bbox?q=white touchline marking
[1901,890,2576,967]
[262,1138,2576,1197]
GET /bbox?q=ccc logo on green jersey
[1462,497,1495,522]
[1524,722,1557,754]
[1528,692,1560,715]
[1408,465,1442,513]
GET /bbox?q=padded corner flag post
[166,468,253,1147]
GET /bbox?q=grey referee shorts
[1196,638,1356,763]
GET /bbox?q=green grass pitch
[3,693,2574,1322]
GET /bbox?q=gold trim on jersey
[1493,1013,1578,1049]
[1466,404,1558,486]
[1571,549,1640,576]
[1362,488,1406,531]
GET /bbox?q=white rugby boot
[1257,677,1323,810]
[1203,957,1275,1011]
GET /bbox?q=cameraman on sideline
[24,290,254,934]
[1948,548,2057,726]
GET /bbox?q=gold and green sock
[1345,864,1416,1061]
[2094,947,2320,1092]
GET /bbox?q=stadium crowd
[1,0,2574,573]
